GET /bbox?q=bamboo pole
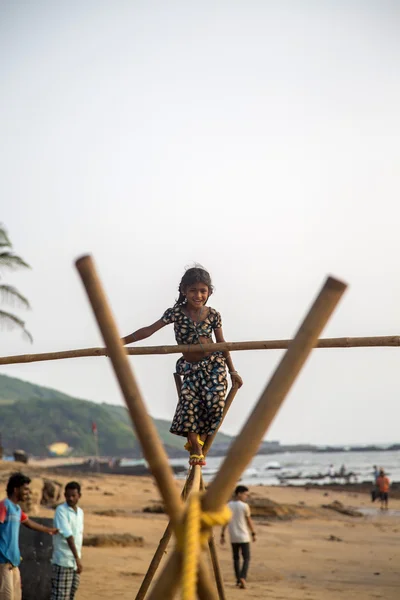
[201,474,226,600]
[135,468,196,600]
[153,275,347,588]
[75,255,217,600]
[190,465,202,496]
[135,383,238,600]
[76,255,183,529]
[208,532,226,600]
[207,525,225,600]
[147,545,217,600]
[203,276,346,510]
[1,335,400,366]
[203,385,239,457]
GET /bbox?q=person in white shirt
[51,481,84,600]
[220,485,256,589]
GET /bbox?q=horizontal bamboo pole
[1,336,399,366]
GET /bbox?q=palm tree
[0,224,32,342]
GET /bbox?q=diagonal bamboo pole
[190,464,202,494]
[135,381,238,600]
[75,255,217,600]
[203,385,239,457]
[152,275,347,590]
[1,335,400,366]
[204,277,346,508]
[207,521,226,600]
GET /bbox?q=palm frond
[0,285,31,309]
[0,310,33,343]
[0,252,31,270]
[0,225,11,248]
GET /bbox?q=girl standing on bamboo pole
[122,266,243,467]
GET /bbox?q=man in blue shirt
[0,472,58,600]
[51,481,84,600]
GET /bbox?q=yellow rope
[176,493,232,600]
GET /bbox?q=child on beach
[122,266,243,466]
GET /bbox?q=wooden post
[203,385,239,457]
[76,255,183,529]
[207,532,225,599]
[146,466,214,600]
[203,276,346,512]
[200,474,226,600]
[135,468,196,600]
[75,255,217,600]
[152,275,347,588]
[173,372,182,395]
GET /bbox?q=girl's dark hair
[7,472,31,497]
[175,266,214,306]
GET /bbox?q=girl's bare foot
[187,432,202,456]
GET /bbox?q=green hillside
[0,374,233,457]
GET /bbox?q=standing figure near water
[122,266,243,466]
[376,469,390,510]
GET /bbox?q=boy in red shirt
[376,469,390,510]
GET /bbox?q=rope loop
[176,493,231,600]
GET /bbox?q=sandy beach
[2,461,399,600]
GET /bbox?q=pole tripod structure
[73,255,346,599]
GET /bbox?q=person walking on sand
[376,469,390,510]
[122,265,243,467]
[51,481,84,600]
[0,472,58,600]
[220,485,256,589]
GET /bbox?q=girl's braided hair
[175,265,214,306]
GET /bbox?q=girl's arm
[214,327,243,388]
[122,319,166,345]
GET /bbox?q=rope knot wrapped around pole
[176,493,232,600]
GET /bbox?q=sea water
[170,449,400,486]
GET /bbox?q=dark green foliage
[0,224,32,342]
[0,374,232,456]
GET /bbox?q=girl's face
[184,281,209,309]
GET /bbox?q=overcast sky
[1,0,400,446]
